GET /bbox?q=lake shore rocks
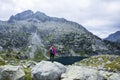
[0,65,25,80]
[31,61,66,80]
[61,65,120,80]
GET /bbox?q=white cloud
[0,0,120,38]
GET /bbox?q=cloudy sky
[0,0,120,38]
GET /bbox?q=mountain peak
[8,10,51,22]
[8,10,34,22]
[8,10,67,23]
[33,11,49,21]
[105,31,120,43]
[115,31,120,35]
[8,10,50,22]
[21,10,33,15]
[34,11,46,16]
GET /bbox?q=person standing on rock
[49,45,57,62]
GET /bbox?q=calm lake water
[51,56,87,65]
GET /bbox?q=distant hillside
[0,10,120,59]
[105,31,120,43]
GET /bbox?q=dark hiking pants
[50,53,54,62]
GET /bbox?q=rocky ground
[61,66,120,80]
[0,55,120,80]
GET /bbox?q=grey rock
[62,65,120,80]
[31,61,66,80]
[0,65,25,80]
[26,61,37,69]
[61,66,105,80]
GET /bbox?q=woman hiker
[49,45,57,62]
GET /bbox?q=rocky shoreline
[0,60,120,80]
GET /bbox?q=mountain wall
[0,10,119,59]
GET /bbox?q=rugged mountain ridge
[8,10,70,23]
[0,10,119,59]
[105,31,120,43]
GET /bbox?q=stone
[26,61,37,69]
[0,65,25,80]
[61,66,105,80]
[31,61,66,80]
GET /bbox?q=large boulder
[99,71,120,80]
[61,66,105,80]
[109,73,120,80]
[61,65,120,80]
[31,61,66,80]
[0,65,25,80]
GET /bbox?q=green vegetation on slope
[104,57,120,72]
[75,55,120,72]
[34,49,48,61]
[24,68,31,80]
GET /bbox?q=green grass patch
[33,49,48,62]
[76,55,119,69]
[24,68,31,80]
[0,61,5,66]
[104,57,120,72]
